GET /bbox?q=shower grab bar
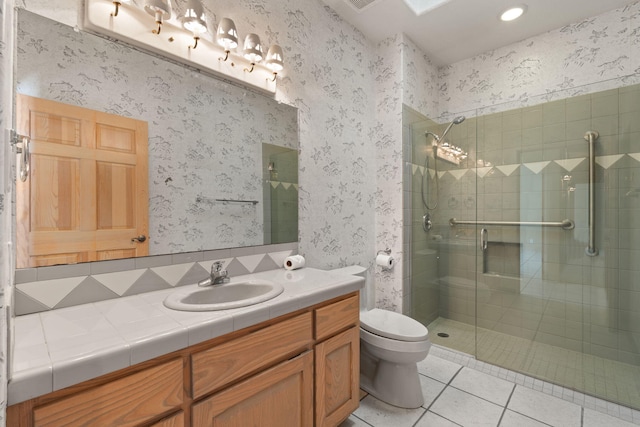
[449,218,575,230]
[480,228,488,251]
[584,131,599,256]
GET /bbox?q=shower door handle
[480,228,488,251]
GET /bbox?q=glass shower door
[404,84,640,411]
[404,105,479,357]
[473,87,640,410]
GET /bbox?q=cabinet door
[192,351,313,427]
[315,327,360,427]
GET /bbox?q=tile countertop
[9,267,364,406]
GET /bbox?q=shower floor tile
[339,346,640,427]
[427,317,640,411]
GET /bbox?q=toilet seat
[360,309,428,342]
[360,327,431,354]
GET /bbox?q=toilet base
[360,347,424,409]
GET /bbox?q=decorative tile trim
[14,243,297,316]
[410,153,639,181]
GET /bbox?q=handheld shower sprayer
[421,115,466,215]
[425,115,465,153]
[438,115,466,142]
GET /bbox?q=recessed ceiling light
[500,5,527,22]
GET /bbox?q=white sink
[163,280,284,311]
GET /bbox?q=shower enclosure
[404,83,640,410]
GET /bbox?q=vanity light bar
[83,0,277,94]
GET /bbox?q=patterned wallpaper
[372,34,403,312]
[440,2,640,118]
[402,35,440,119]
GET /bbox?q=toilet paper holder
[375,248,394,271]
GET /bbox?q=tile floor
[427,318,640,410]
[340,345,640,427]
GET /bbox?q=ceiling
[321,0,636,65]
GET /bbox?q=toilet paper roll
[376,253,394,270]
[284,255,305,270]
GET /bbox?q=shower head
[439,115,466,141]
[425,115,465,143]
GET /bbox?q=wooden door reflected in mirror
[16,94,149,268]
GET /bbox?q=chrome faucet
[198,261,230,287]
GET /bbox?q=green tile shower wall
[408,83,640,367]
[262,144,298,245]
[270,185,299,244]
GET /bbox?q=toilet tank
[330,265,373,311]
[331,265,367,277]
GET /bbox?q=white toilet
[331,265,431,409]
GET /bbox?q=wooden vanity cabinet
[7,292,360,427]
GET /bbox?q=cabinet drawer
[192,312,313,398]
[33,359,183,427]
[315,294,359,341]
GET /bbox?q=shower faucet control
[422,213,432,232]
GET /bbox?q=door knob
[131,235,147,243]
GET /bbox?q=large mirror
[15,10,298,268]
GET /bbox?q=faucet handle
[212,260,225,272]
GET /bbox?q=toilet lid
[360,309,429,342]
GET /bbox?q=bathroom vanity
[8,268,362,426]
